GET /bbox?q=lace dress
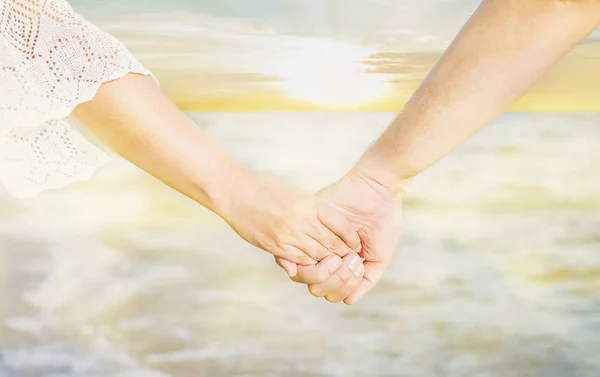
[0,0,152,198]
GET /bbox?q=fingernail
[354,262,365,277]
[349,254,361,272]
[329,258,343,273]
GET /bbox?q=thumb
[274,256,298,278]
[343,260,389,305]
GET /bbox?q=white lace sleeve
[0,0,154,198]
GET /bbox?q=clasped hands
[217,164,407,305]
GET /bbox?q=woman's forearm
[73,73,242,213]
[356,0,600,190]
[73,73,362,266]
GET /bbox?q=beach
[1,112,600,376]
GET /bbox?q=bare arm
[355,0,600,189]
[300,0,600,304]
[73,74,360,265]
[73,74,241,213]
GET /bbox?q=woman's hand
[216,169,362,267]
[74,74,361,267]
[276,252,366,303]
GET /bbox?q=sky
[72,0,600,112]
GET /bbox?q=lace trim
[0,0,154,198]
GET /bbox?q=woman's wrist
[189,159,250,217]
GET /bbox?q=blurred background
[2,1,600,376]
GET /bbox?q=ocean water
[1,112,600,376]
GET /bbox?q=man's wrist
[350,149,415,197]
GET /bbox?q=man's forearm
[355,0,600,190]
[73,74,244,214]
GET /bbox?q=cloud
[362,51,440,78]
[96,9,384,87]
[71,0,600,111]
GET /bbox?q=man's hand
[318,171,405,304]
[272,0,600,303]
[275,170,406,304]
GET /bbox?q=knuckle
[258,234,282,252]
[285,254,302,265]
[345,278,360,291]
[297,254,316,266]
[314,247,330,261]
[271,217,285,230]
[308,284,325,298]
[325,294,343,303]
[272,234,285,250]
[327,237,343,251]
[338,267,354,283]
[333,273,348,285]
[316,269,330,283]
[343,219,354,233]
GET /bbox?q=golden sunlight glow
[154,40,600,112]
[268,39,393,108]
